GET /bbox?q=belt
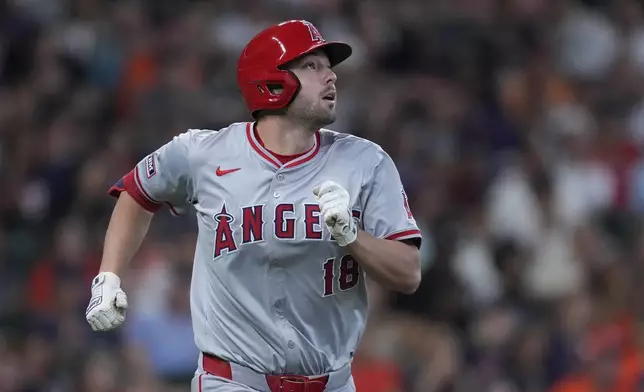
[202,353,329,392]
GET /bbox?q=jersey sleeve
[108,131,194,216]
[360,149,422,247]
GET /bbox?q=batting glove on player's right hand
[85,272,128,331]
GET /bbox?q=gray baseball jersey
[109,121,421,376]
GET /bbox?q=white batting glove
[313,181,357,246]
[85,272,128,331]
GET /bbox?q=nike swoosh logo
[216,166,241,176]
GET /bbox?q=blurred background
[7,0,644,391]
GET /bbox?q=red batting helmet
[237,20,352,118]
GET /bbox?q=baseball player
[85,20,421,392]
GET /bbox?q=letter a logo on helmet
[236,20,352,119]
[304,21,323,42]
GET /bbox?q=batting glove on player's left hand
[85,272,128,332]
[313,180,357,246]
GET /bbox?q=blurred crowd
[5,0,644,391]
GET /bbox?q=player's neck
[255,117,316,156]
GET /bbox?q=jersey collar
[246,122,321,170]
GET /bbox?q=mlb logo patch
[145,154,157,178]
[402,189,414,221]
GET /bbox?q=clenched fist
[313,180,357,246]
[85,272,128,331]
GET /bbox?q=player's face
[285,51,338,128]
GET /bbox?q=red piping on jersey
[165,202,181,216]
[133,167,181,215]
[133,166,159,204]
[108,168,180,216]
[385,229,422,241]
[285,131,320,168]
[246,123,281,167]
[246,122,320,169]
[254,127,307,164]
[108,170,161,213]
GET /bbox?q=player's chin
[316,106,336,124]
[317,112,336,126]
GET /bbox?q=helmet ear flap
[251,70,301,107]
[248,70,301,119]
[282,70,301,106]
